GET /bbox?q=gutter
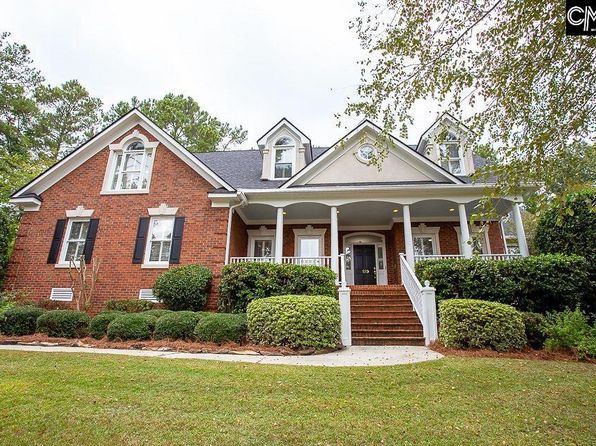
[224,191,248,265]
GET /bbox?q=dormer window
[438,132,464,175]
[273,136,295,179]
[103,130,159,194]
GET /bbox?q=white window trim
[429,129,467,176]
[247,226,276,257]
[148,203,178,216]
[56,218,90,268]
[455,225,492,255]
[271,134,296,180]
[65,205,94,218]
[50,288,73,301]
[139,289,159,302]
[101,130,159,195]
[293,226,326,257]
[142,216,175,268]
[355,144,378,164]
[411,224,442,255]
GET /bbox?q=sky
[2,0,442,148]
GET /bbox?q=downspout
[224,191,248,265]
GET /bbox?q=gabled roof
[279,119,466,188]
[11,109,235,201]
[416,112,473,154]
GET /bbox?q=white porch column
[403,204,414,267]
[512,202,529,257]
[275,207,284,264]
[330,206,339,278]
[458,203,473,258]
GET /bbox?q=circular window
[357,145,376,162]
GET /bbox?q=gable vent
[50,288,73,301]
[139,289,158,302]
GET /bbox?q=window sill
[55,263,78,269]
[141,263,170,269]
[49,297,73,302]
[100,189,150,195]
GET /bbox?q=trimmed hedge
[105,299,154,313]
[89,312,123,339]
[415,254,594,313]
[0,306,45,336]
[219,262,337,313]
[36,310,91,338]
[153,264,212,311]
[521,312,546,349]
[194,313,247,344]
[153,311,204,340]
[439,299,526,351]
[142,309,173,319]
[107,313,158,341]
[247,295,341,349]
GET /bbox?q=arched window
[438,131,464,175]
[109,139,154,191]
[273,136,295,179]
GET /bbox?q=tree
[104,94,247,152]
[345,1,596,214]
[35,80,103,161]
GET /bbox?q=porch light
[392,209,398,213]
[283,211,287,215]
[449,208,455,212]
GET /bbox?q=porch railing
[229,256,275,264]
[414,253,522,262]
[229,256,332,268]
[400,253,438,345]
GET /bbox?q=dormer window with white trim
[273,136,295,179]
[102,130,159,194]
[438,132,464,175]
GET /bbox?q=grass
[0,351,594,445]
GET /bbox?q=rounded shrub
[153,264,212,311]
[521,312,546,349]
[36,310,91,338]
[104,299,154,313]
[153,311,204,340]
[142,309,173,319]
[439,299,526,351]
[247,295,341,349]
[0,306,46,336]
[89,312,123,339]
[194,313,247,344]
[106,313,158,341]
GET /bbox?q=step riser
[353,331,423,337]
[351,311,418,317]
[352,318,420,325]
[352,323,422,330]
[352,338,425,346]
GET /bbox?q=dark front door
[353,245,376,285]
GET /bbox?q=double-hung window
[438,132,464,175]
[253,239,274,258]
[60,219,90,264]
[273,137,295,179]
[144,217,174,266]
[413,235,436,256]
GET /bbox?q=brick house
[6,109,530,345]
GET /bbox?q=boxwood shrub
[153,311,204,340]
[89,312,123,339]
[106,313,158,341]
[247,295,341,349]
[36,310,91,338]
[0,306,45,336]
[153,264,212,311]
[219,262,337,313]
[105,299,154,313]
[142,309,173,319]
[194,313,247,344]
[415,254,594,313]
[439,299,526,351]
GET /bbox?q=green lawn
[0,351,594,445]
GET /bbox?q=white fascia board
[257,118,311,148]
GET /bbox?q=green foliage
[88,312,123,339]
[153,311,204,340]
[106,313,158,341]
[104,299,154,313]
[439,299,527,352]
[521,312,546,349]
[36,310,90,338]
[34,298,71,311]
[542,308,591,352]
[0,306,45,335]
[415,254,594,313]
[0,207,20,287]
[576,327,596,360]
[103,94,247,152]
[247,295,341,349]
[141,309,173,319]
[153,264,212,311]
[534,189,596,266]
[193,313,247,344]
[219,262,337,313]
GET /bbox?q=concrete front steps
[350,285,425,346]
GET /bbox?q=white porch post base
[338,286,352,347]
[420,280,438,345]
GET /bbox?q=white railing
[229,256,332,268]
[414,253,522,263]
[229,256,275,264]
[400,253,438,345]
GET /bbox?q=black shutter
[83,219,99,263]
[132,217,150,264]
[169,217,185,264]
[47,219,66,264]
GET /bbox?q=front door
[353,245,376,285]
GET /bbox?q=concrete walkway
[0,344,443,367]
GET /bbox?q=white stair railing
[400,253,438,345]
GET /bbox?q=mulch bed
[430,342,595,364]
[0,334,339,356]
